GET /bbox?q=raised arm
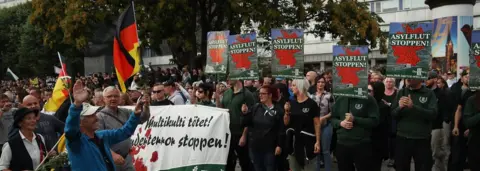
[65,80,90,140]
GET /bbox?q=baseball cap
[80,103,100,116]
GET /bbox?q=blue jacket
[65,104,140,171]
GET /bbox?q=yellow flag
[57,133,67,153]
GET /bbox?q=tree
[0,2,82,78]
[30,0,386,69]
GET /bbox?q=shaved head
[306,71,317,83]
[22,95,41,111]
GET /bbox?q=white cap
[80,103,100,116]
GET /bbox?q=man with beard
[391,79,437,171]
[426,72,452,171]
[216,80,255,171]
[97,86,150,171]
[9,95,64,151]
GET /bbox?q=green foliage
[37,152,69,171]
[0,2,83,78]
[28,0,385,69]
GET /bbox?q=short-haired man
[163,81,189,105]
[306,71,318,94]
[151,83,173,106]
[98,86,150,171]
[217,80,255,171]
[42,89,52,103]
[65,80,143,170]
[392,79,437,171]
[0,94,15,156]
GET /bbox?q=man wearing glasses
[151,83,173,106]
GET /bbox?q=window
[382,0,399,12]
[375,2,381,12]
[403,0,427,9]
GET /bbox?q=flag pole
[34,135,63,171]
[57,52,73,104]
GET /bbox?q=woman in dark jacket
[242,85,285,171]
[0,108,47,170]
[370,81,389,171]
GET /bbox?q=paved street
[234,161,472,171]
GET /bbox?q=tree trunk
[199,0,210,71]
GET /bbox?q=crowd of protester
[0,65,479,171]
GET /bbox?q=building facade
[3,0,479,73]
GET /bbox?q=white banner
[130,105,231,171]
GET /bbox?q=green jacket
[463,94,480,139]
[221,88,255,135]
[332,95,379,146]
[391,87,437,139]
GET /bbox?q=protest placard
[469,30,480,90]
[228,33,259,80]
[386,22,433,79]
[205,31,230,74]
[271,29,304,79]
[332,45,369,99]
[130,105,230,171]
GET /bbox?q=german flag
[114,1,140,93]
[42,52,70,114]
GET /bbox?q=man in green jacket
[391,79,437,171]
[331,94,379,171]
[463,92,480,171]
[216,80,255,171]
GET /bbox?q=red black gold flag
[113,1,140,93]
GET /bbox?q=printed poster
[386,22,433,79]
[469,30,480,90]
[271,29,304,79]
[227,33,259,80]
[332,45,369,99]
[431,16,473,78]
[205,31,230,74]
[130,105,231,171]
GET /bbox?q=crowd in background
[0,65,479,171]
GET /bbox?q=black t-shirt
[151,99,174,106]
[289,98,320,134]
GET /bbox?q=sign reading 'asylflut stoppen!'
[389,33,431,46]
[333,56,369,68]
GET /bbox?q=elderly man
[66,80,143,170]
[97,86,150,171]
[8,95,64,151]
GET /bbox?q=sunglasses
[197,90,204,94]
